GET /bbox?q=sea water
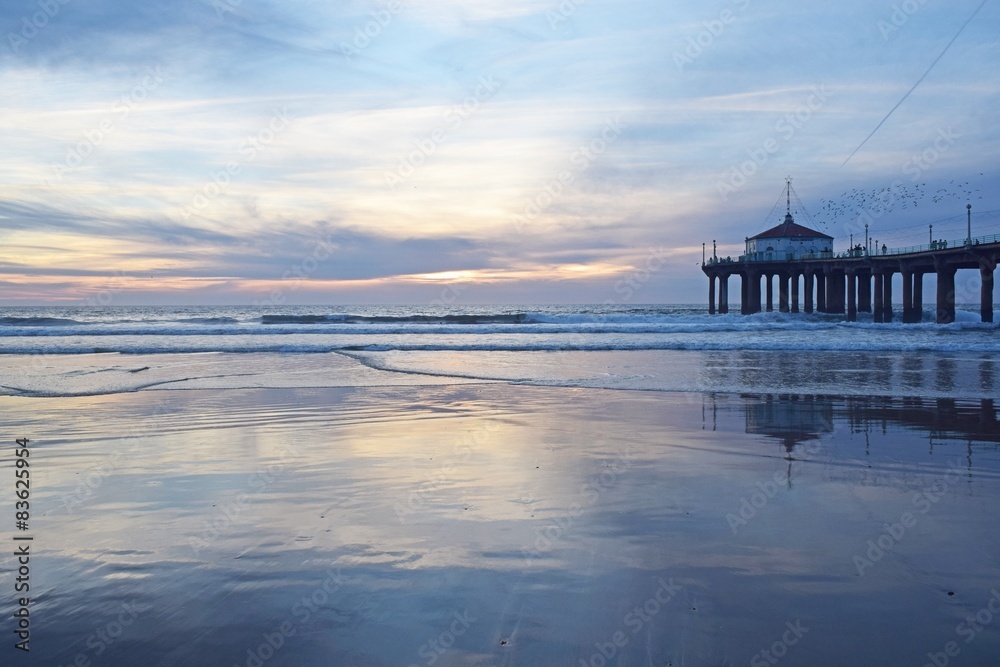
[1,304,998,398]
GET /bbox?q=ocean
[2,303,999,398]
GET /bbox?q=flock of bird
[816,177,983,228]
[931,179,982,204]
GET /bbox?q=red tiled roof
[749,214,832,240]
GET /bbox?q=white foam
[0,352,494,397]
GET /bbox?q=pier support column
[778,273,789,313]
[936,265,955,324]
[823,270,833,314]
[753,271,764,313]
[827,270,845,314]
[882,270,893,323]
[912,272,923,322]
[804,272,814,313]
[719,275,729,314]
[981,260,995,323]
[858,271,872,312]
[708,275,716,314]
[816,272,826,312]
[837,271,847,314]
[873,272,884,323]
[748,270,762,314]
[901,270,913,323]
[790,272,800,313]
[740,274,749,315]
[846,271,857,322]
[765,274,773,311]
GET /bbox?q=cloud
[1,0,998,303]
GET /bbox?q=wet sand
[3,384,1000,666]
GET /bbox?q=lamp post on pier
[713,240,717,261]
[929,224,933,246]
[967,204,972,245]
[702,242,706,265]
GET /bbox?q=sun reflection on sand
[4,383,1000,665]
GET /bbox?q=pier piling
[982,260,995,324]
[873,273,884,323]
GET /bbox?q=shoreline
[2,348,999,399]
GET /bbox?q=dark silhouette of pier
[702,205,998,324]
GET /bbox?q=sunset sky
[1,0,998,305]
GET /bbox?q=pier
[703,195,999,324]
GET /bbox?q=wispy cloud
[1,0,997,303]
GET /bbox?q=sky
[1,0,998,305]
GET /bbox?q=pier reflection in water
[712,391,1000,461]
[701,350,1000,399]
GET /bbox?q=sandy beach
[4,372,1000,666]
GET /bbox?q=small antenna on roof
[785,176,792,215]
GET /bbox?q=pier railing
[704,232,1000,266]
[878,233,1000,257]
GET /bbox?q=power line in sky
[841,0,989,167]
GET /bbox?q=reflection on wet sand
[702,350,1000,398]
[734,392,1000,448]
[742,394,835,449]
[3,385,1000,666]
